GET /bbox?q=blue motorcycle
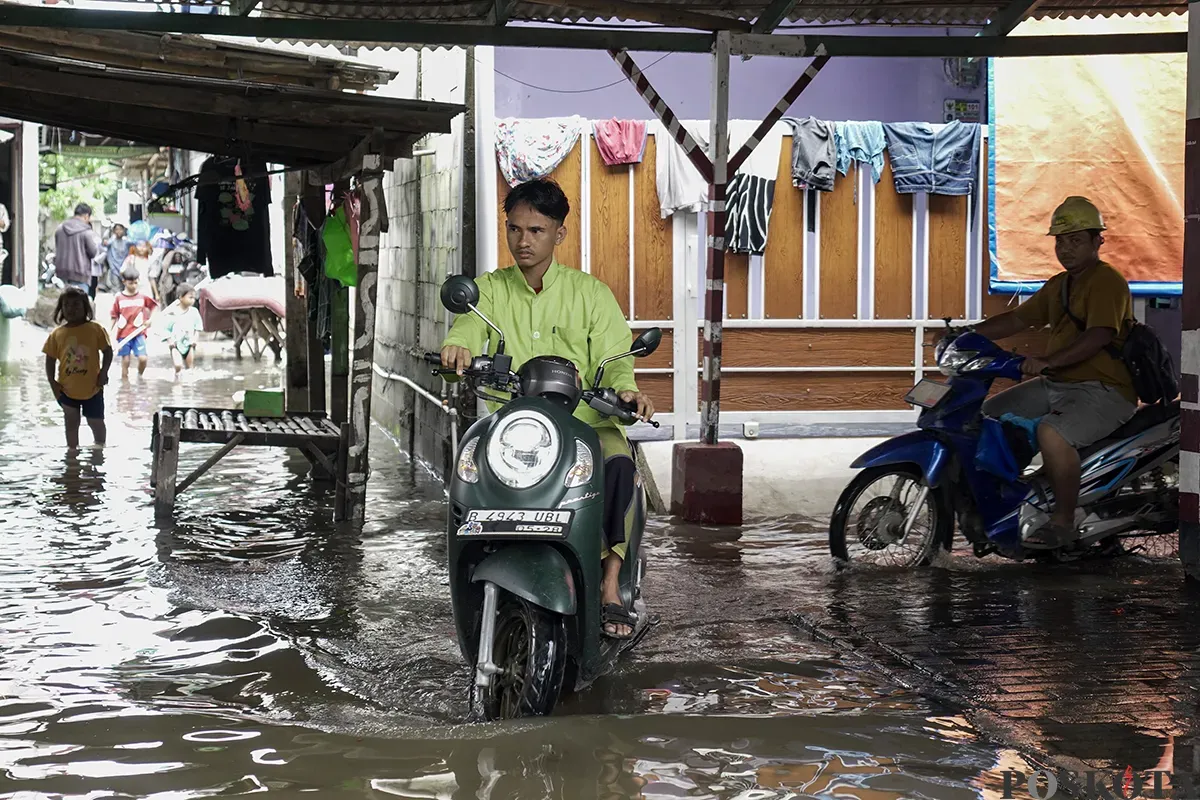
[830,322,1180,565]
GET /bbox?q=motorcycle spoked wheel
[829,465,952,567]
[470,596,567,721]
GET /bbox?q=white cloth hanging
[494,116,583,188]
[653,119,710,219]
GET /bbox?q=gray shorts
[981,377,1136,448]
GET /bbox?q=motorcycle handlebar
[422,352,444,365]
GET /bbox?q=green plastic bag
[322,206,357,288]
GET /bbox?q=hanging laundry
[593,119,648,166]
[834,121,887,184]
[784,116,836,192]
[653,119,710,219]
[727,120,787,181]
[195,156,273,279]
[882,120,981,196]
[495,116,583,187]
[722,120,787,255]
[724,174,775,256]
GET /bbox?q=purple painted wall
[494,29,987,123]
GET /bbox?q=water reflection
[2,320,1052,799]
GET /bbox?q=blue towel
[833,121,886,184]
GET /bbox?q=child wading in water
[160,283,202,376]
[111,266,158,379]
[43,288,113,448]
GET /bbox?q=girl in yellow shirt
[42,288,113,449]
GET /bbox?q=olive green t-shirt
[1012,260,1135,403]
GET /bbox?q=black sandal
[601,603,637,640]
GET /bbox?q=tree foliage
[39,154,122,223]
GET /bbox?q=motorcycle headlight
[962,356,995,372]
[938,344,978,376]
[564,439,594,488]
[486,411,560,489]
[456,436,480,484]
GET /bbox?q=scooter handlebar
[423,352,444,365]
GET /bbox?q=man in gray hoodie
[53,203,99,293]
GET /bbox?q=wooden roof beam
[752,0,799,34]
[979,0,1046,36]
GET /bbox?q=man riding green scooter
[439,178,656,639]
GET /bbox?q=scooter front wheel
[471,595,567,721]
[829,465,952,567]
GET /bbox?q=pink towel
[593,119,648,166]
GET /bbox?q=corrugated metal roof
[256,0,1184,28]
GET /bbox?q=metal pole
[700,31,731,447]
[1182,0,1200,583]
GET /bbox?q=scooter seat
[1077,399,1179,460]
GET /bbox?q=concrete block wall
[371,47,469,480]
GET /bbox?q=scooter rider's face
[505,202,565,271]
[1054,230,1101,272]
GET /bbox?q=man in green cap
[440,178,655,638]
[970,196,1136,549]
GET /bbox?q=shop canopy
[0,21,464,170]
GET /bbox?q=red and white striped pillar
[1183,1,1199,581]
[701,31,732,446]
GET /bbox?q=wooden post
[154,414,181,520]
[701,30,731,447]
[346,155,388,522]
[303,174,328,415]
[334,421,350,521]
[284,170,310,413]
[1183,3,1199,583]
[330,285,350,424]
[330,177,352,425]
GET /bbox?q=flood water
[0,317,1037,799]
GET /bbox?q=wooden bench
[150,406,347,519]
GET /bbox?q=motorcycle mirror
[440,275,480,315]
[631,327,662,357]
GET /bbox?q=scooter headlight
[487,411,560,489]
[938,343,978,376]
[456,436,480,484]
[564,439,594,488]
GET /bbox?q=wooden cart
[150,406,348,520]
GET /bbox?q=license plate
[904,378,952,409]
[459,509,573,537]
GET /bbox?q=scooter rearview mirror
[440,275,480,315]
[631,327,662,357]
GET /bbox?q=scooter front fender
[471,543,577,616]
[849,431,951,488]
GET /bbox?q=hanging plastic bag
[0,284,27,319]
[322,205,357,288]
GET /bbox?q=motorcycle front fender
[471,543,577,616]
[850,431,952,488]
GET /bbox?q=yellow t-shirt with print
[43,322,111,400]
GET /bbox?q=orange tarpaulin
[989,14,1185,290]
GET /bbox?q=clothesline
[494,115,984,259]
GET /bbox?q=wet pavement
[0,315,1195,799]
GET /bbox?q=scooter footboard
[471,543,577,615]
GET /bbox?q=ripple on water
[1,326,1030,798]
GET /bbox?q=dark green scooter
[427,275,661,721]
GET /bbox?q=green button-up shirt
[441,261,639,434]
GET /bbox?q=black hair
[74,203,93,217]
[504,179,570,225]
[176,282,195,298]
[121,266,139,281]
[53,288,94,324]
